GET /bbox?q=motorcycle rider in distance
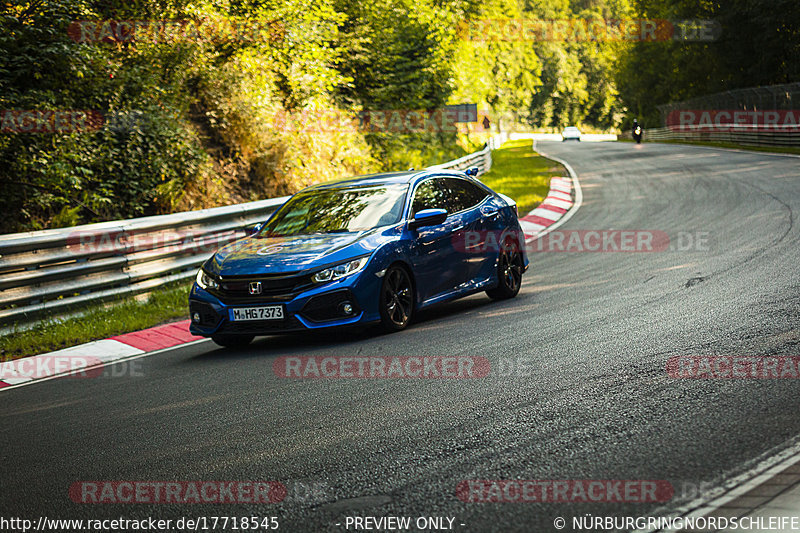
[632,119,643,144]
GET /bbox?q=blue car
[189,168,529,347]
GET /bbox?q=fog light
[192,312,201,323]
[341,302,354,315]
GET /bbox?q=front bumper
[189,270,381,337]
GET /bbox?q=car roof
[304,169,470,191]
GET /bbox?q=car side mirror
[246,222,264,236]
[408,208,448,230]
[465,167,479,177]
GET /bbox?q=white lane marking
[644,140,800,160]
[0,339,211,392]
[529,141,584,241]
[633,436,800,532]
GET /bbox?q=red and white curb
[518,176,574,240]
[519,142,584,242]
[0,320,204,391]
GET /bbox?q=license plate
[230,305,284,321]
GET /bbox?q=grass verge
[480,139,567,215]
[0,281,192,361]
[620,138,800,155]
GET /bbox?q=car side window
[411,179,450,217]
[444,178,490,213]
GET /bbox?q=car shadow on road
[188,291,533,362]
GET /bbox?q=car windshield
[258,184,409,237]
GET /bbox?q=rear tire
[486,238,523,300]
[379,265,414,332]
[211,334,254,348]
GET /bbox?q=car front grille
[210,273,314,304]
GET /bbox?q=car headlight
[312,256,369,283]
[195,269,219,290]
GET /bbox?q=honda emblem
[248,281,262,295]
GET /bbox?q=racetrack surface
[2,141,800,531]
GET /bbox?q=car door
[408,177,465,303]
[442,177,494,283]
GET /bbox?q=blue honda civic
[189,168,529,347]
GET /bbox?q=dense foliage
[1,0,797,232]
[616,0,800,126]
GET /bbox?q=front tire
[379,265,414,332]
[486,241,523,300]
[211,334,254,348]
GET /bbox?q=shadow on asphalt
[188,290,532,362]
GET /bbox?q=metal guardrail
[645,82,800,147]
[619,125,800,147]
[0,134,507,326]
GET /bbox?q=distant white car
[562,126,581,141]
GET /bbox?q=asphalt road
[3,141,800,532]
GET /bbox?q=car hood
[205,229,394,276]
